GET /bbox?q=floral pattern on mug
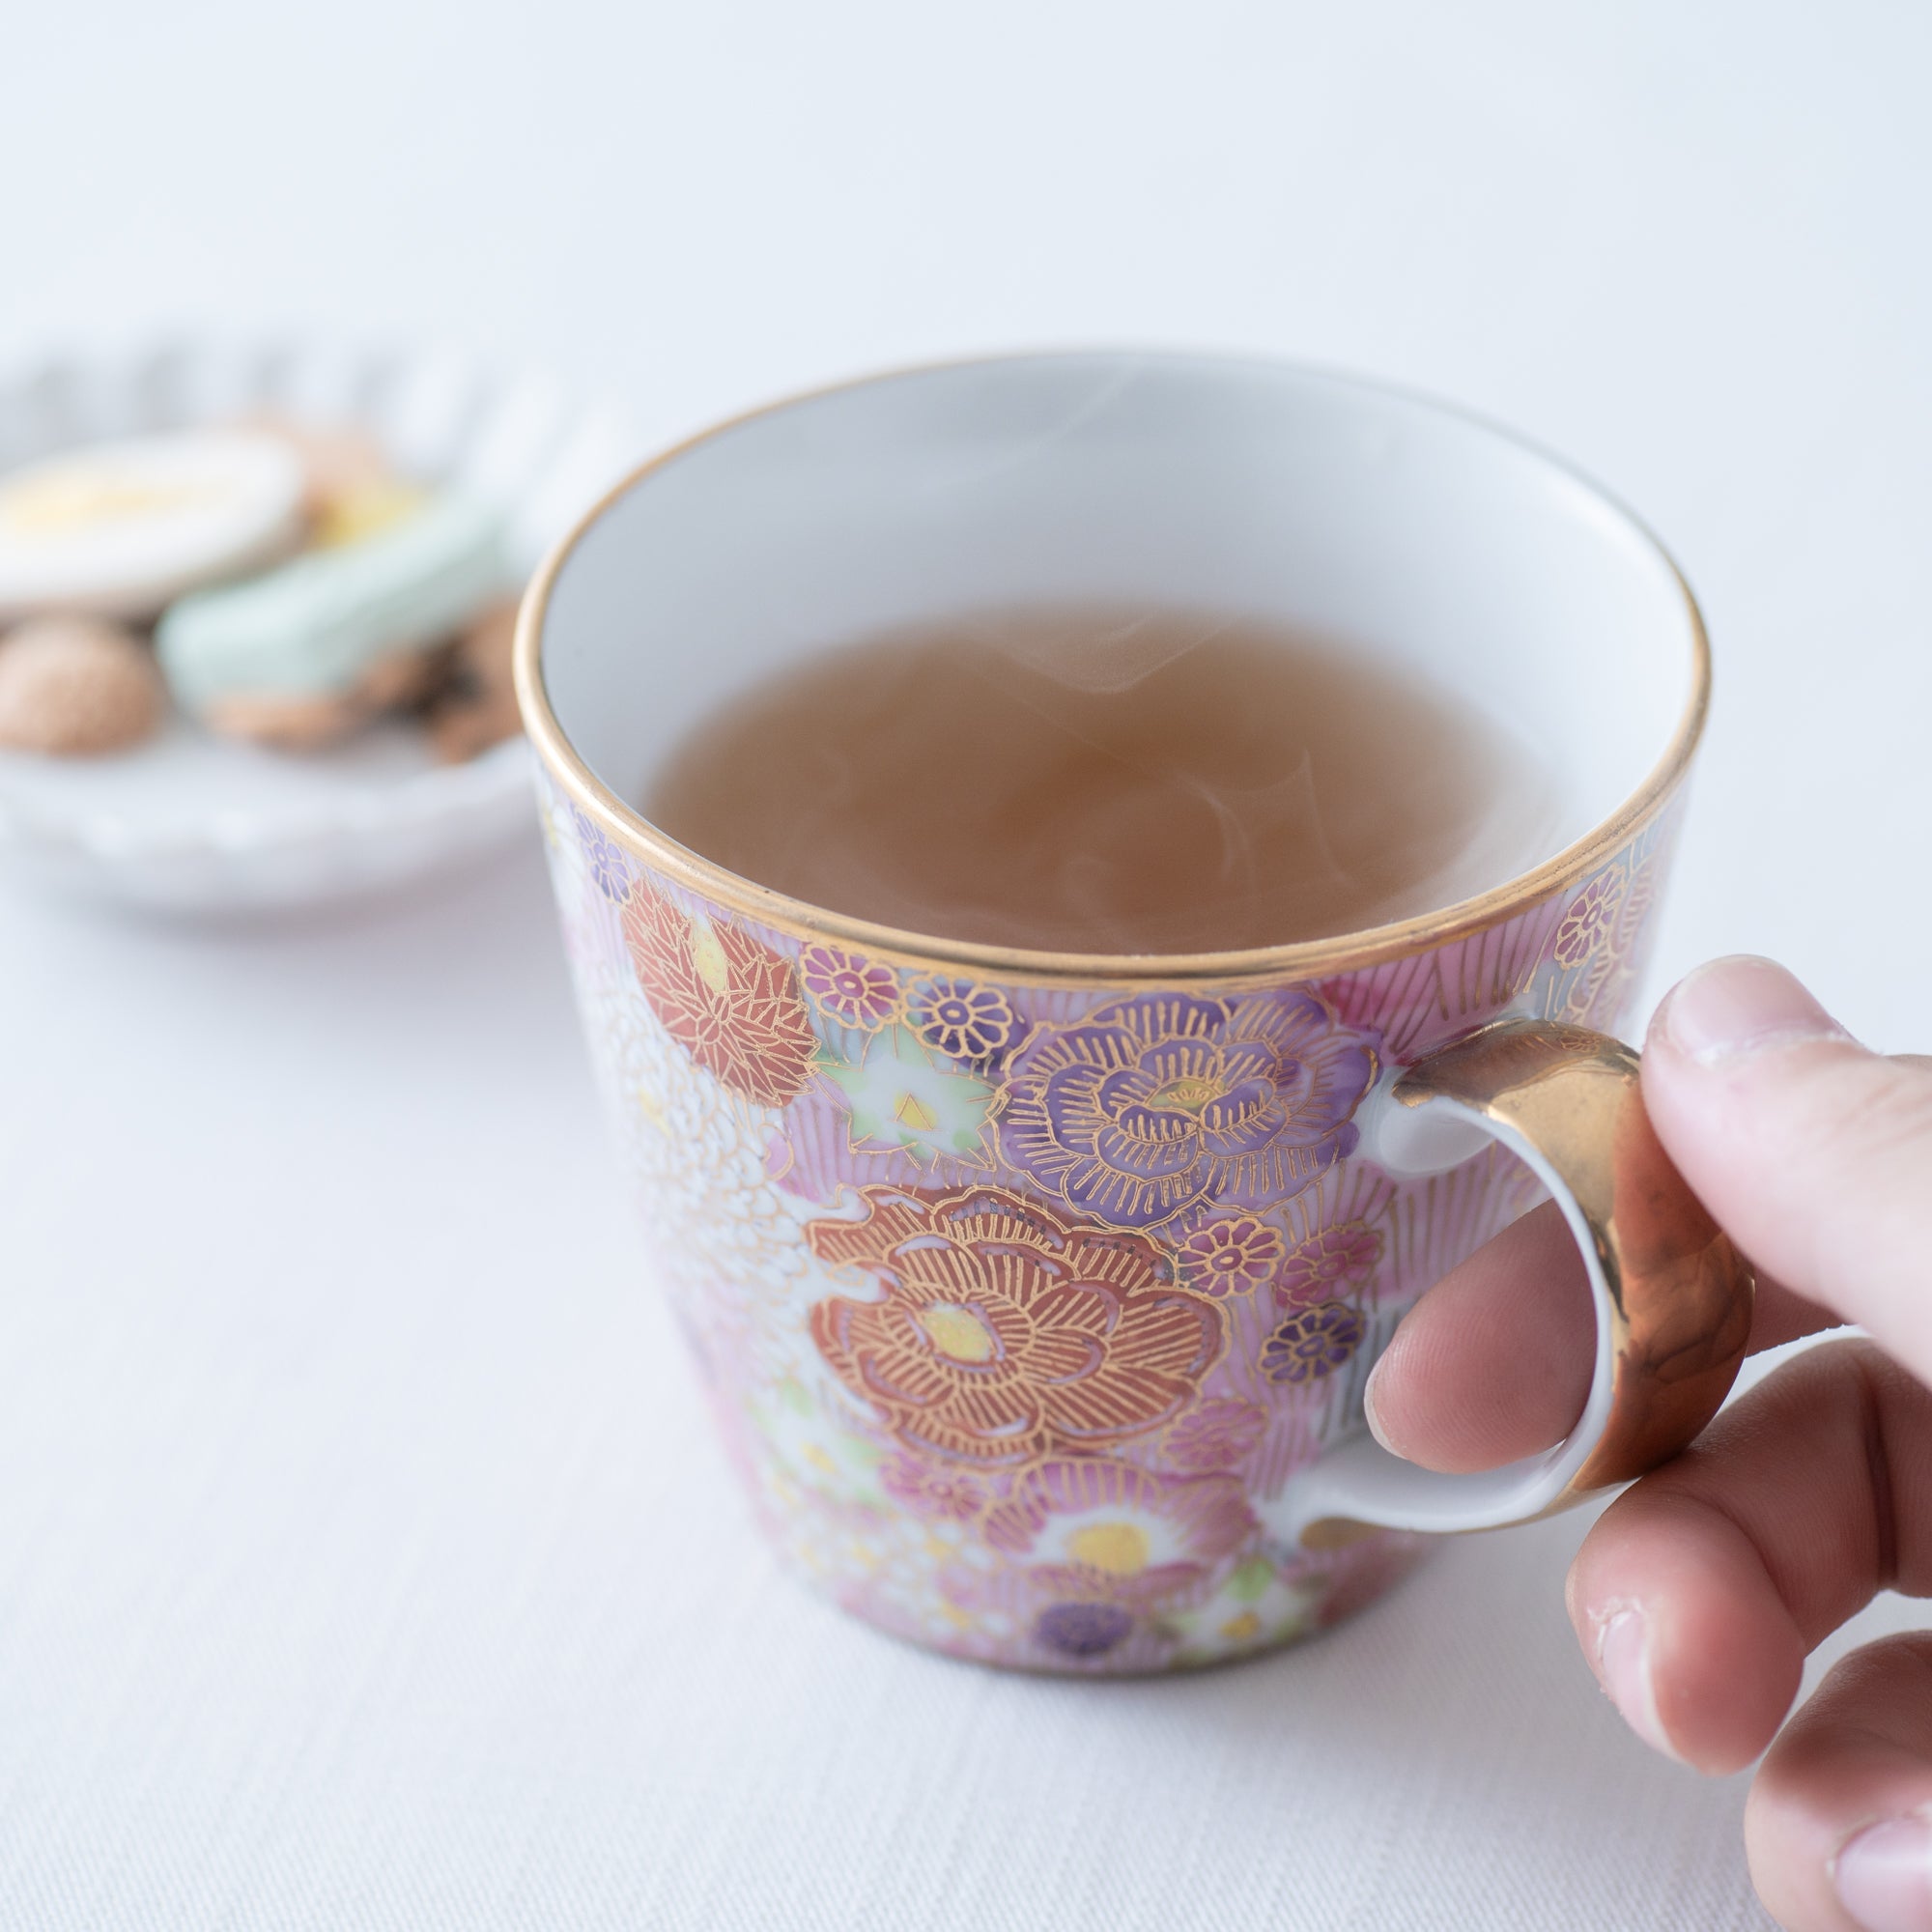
[1177,1215,1287,1297]
[623,886,817,1108]
[1260,1301,1368,1384]
[821,1025,999,1166]
[1275,1222,1383,1307]
[1159,1398,1269,1474]
[1000,989,1377,1233]
[906,976,1017,1060]
[808,1183,1222,1464]
[537,764,1684,1674]
[573,805,634,904]
[800,944,902,1030]
[982,1458,1255,1607]
[1551,867,1627,969]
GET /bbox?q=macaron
[156,491,509,748]
[0,429,306,620]
[0,615,167,754]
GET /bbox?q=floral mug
[514,353,1752,1674]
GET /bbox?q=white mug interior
[536,350,1699,951]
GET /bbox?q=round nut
[0,615,167,754]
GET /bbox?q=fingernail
[1363,1359,1395,1452]
[1595,1606,1680,1760]
[1835,1816,1932,1932]
[1659,954,1852,1066]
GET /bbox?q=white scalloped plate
[0,339,637,913]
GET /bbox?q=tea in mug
[644,605,1553,954]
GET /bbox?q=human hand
[1365,955,1932,1932]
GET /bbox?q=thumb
[1643,955,1932,1387]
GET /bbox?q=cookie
[156,492,509,747]
[0,430,306,620]
[0,615,166,754]
[422,597,522,762]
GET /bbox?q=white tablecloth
[5,4,1929,1925]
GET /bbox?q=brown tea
[643,606,1553,954]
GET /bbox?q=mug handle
[1277,1017,1755,1549]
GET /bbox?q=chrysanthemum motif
[573,956,815,1319]
[799,944,902,1030]
[1260,1301,1367,1384]
[623,887,817,1107]
[808,1183,1223,1464]
[1001,989,1376,1231]
[906,977,1016,1060]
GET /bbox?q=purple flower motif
[907,977,1015,1060]
[1035,1601,1135,1659]
[571,807,631,902]
[1260,1301,1366,1384]
[1000,990,1377,1232]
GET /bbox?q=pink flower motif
[1275,1222,1381,1307]
[1552,869,1627,969]
[799,944,901,1029]
[1179,1216,1286,1297]
[880,1455,988,1522]
[1161,1398,1267,1473]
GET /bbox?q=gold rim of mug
[513,349,1711,988]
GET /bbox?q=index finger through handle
[1270,1018,1755,1549]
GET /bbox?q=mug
[514,353,1751,1674]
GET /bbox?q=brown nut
[0,615,166,754]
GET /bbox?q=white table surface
[5,4,1929,1925]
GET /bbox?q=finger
[1645,957,1932,1387]
[1567,1339,1932,1776]
[1747,1634,1932,1932]
[1366,1197,1835,1473]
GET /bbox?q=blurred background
[4,4,1926,1927]
[14,0,1926,1025]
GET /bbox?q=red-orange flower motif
[808,1183,1223,1465]
[1275,1222,1381,1306]
[623,887,816,1107]
[1552,869,1627,969]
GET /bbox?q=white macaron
[0,429,307,620]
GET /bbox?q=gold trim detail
[513,351,1712,989]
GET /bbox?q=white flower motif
[574,955,816,1319]
[1159,1558,1322,1663]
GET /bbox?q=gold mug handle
[1280,1018,1755,1549]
